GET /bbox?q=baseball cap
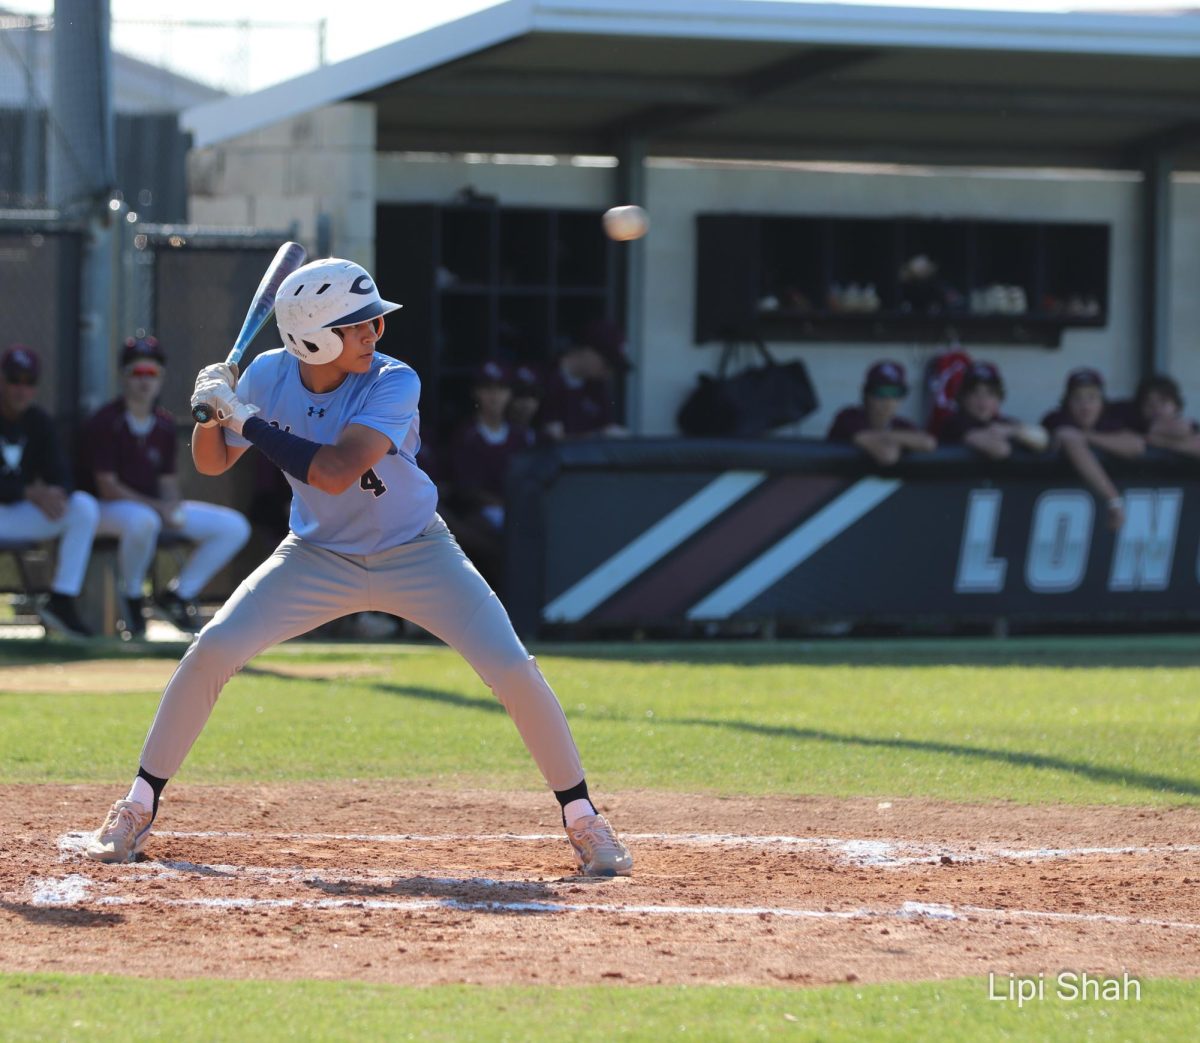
[960,361,1004,396]
[581,318,632,372]
[512,363,543,397]
[472,360,511,387]
[1065,367,1104,394]
[120,335,165,369]
[863,360,908,398]
[1,344,39,383]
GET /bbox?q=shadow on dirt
[301,873,566,912]
[0,901,124,928]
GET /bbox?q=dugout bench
[0,531,192,638]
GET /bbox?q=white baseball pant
[139,516,585,791]
[0,492,99,596]
[94,500,252,600]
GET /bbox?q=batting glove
[190,376,228,428]
[194,362,237,396]
[191,380,260,435]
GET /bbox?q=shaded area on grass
[7,634,1200,673]
[378,683,1200,800]
[376,684,505,715]
[531,635,1200,670]
[670,716,1200,800]
[0,641,184,666]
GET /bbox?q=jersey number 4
[360,469,387,497]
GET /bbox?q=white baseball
[603,205,649,242]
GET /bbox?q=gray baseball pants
[139,516,585,791]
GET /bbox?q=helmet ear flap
[281,326,344,364]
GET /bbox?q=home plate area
[3,784,1200,987]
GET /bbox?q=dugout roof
[182,0,1200,171]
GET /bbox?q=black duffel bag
[677,339,818,437]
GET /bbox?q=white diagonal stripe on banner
[686,477,902,620]
[542,471,767,622]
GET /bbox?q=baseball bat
[191,240,308,424]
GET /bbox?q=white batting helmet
[275,258,402,365]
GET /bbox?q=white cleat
[85,799,154,864]
[565,813,633,877]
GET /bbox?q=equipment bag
[676,339,818,437]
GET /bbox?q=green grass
[3,635,1199,1041]
[1,636,1199,804]
[1,974,1195,1042]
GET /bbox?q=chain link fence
[0,215,83,418]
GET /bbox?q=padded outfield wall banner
[505,441,1200,635]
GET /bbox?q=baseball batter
[85,258,632,877]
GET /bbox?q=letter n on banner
[1110,489,1181,592]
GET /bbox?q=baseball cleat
[36,593,93,639]
[119,596,146,641]
[85,799,154,864]
[565,813,633,877]
[154,590,200,633]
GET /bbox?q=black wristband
[242,416,321,484]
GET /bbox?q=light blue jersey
[226,348,438,554]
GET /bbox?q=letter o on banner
[1026,490,1093,593]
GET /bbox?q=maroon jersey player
[826,360,936,466]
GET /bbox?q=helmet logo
[350,275,374,296]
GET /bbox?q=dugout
[179,0,1200,440]
[11,1,1193,635]
[163,1,1200,636]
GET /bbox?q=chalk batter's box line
[58,830,1200,870]
[22,871,1200,932]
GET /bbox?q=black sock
[554,778,591,826]
[137,766,169,818]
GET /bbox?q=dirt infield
[3,783,1200,987]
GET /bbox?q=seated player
[78,337,251,637]
[540,319,631,440]
[939,361,1049,459]
[1109,374,1200,460]
[1040,367,1143,530]
[447,361,537,590]
[0,344,98,637]
[826,360,936,466]
[507,363,544,439]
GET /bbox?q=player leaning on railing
[84,257,632,878]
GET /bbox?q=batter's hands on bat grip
[194,362,238,392]
[191,365,237,427]
[191,379,260,435]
